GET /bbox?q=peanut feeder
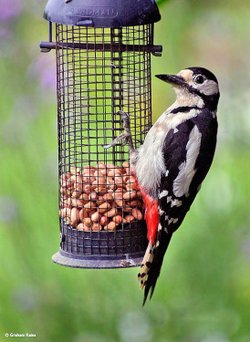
[40,0,162,268]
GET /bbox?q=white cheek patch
[197,80,219,96]
[173,125,202,197]
[178,69,193,82]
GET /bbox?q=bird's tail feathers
[138,231,173,305]
[138,243,154,290]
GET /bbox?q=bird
[105,66,220,305]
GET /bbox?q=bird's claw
[103,110,134,150]
[103,132,131,149]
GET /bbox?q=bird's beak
[155,74,187,87]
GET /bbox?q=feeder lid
[43,0,161,27]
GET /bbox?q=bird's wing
[159,111,218,225]
[142,113,217,304]
[142,119,196,303]
[159,119,198,226]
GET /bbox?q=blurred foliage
[156,0,170,6]
[0,0,250,341]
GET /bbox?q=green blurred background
[0,0,249,341]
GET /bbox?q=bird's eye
[193,74,205,84]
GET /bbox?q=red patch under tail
[142,191,159,244]
[133,177,159,244]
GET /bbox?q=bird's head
[156,67,220,111]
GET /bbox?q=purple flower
[0,0,24,22]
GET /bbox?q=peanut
[115,200,125,208]
[114,176,123,187]
[113,215,123,225]
[70,208,79,227]
[104,221,116,231]
[115,199,124,207]
[79,209,88,221]
[82,184,92,194]
[61,172,71,181]
[59,162,145,232]
[71,190,82,199]
[102,193,113,202]
[107,176,115,185]
[70,166,81,175]
[123,206,133,213]
[96,195,104,205]
[107,169,122,177]
[83,217,92,227]
[98,202,111,213]
[60,207,71,218]
[79,193,89,202]
[104,208,117,218]
[89,192,98,201]
[92,177,106,186]
[94,170,101,177]
[113,190,123,201]
[132,208,143,220]
[82,165,96,172]
[122,161,129,168]
[83,175,96,184]
[108,184,117,191]
[92,223,101,232]
[94,186,107,195]
[126,200,140,207]
[84,201,96,209]
[125,215,135,223]
[97,163,106,169]
[77,223,85,231]
[70,198,84,207]
[70,174,83,185]
[91,211,100,223]
[123,175,130,183]
[99,168,108,176]
[123,191,137,200]
[100,216,109,226]
[61,178,74,189]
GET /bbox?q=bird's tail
[138,229,172,305]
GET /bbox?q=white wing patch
[159,190,169,199]
[173,125,202,197]
[170,198,182,207]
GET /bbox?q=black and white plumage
[136,67,220,304]
[104,66,220,305]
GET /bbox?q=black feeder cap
[43,0,161,27]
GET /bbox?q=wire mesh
[55,24,153,267]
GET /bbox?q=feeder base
[52,249,144,269]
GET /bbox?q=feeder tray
[40,0,162,268]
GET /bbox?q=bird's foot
[103,110,134,150]
[103,131,132,149]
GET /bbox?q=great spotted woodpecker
[105,67,220,305]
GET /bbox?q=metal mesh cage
[56,25,152,163]
[49,23,156,268]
